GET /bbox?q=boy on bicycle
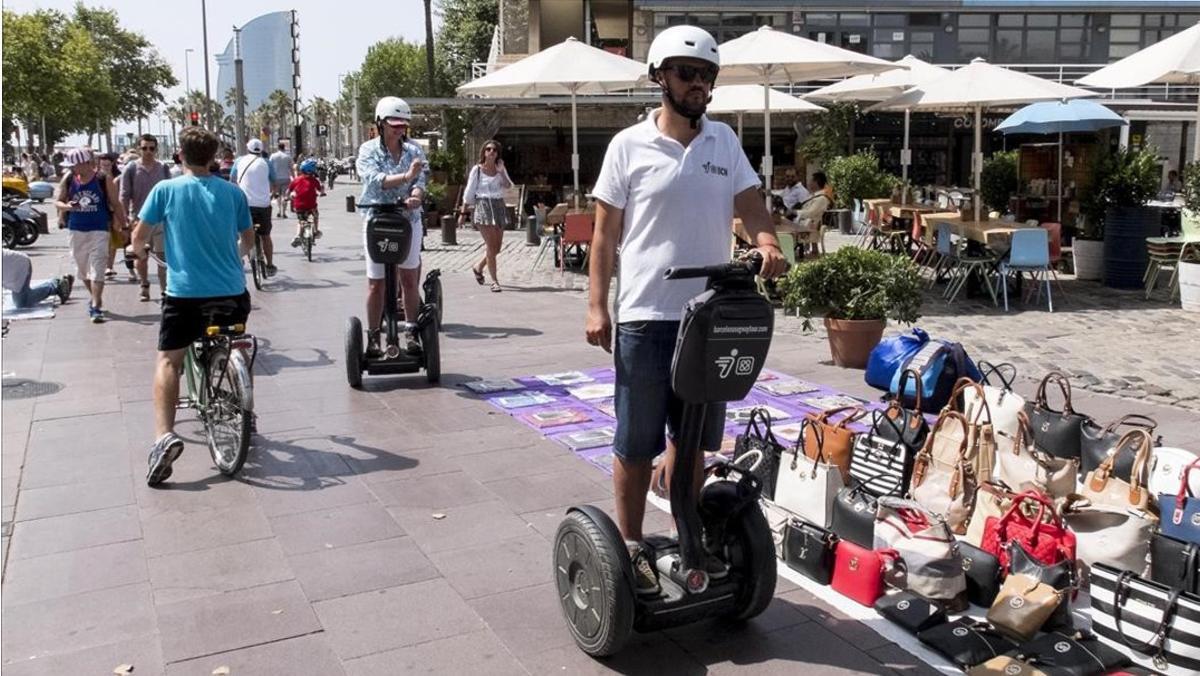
[289,158,325,247]
[133,126,255,487]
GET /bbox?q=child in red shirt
[288,159,325,247]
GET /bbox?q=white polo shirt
[592,110,760,323]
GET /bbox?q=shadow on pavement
[440,323,542,340]
[234,432,418,490]
[254,337,335,374]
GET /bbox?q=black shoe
[57,274,74,303]
[265,263,278,276]
[365,330,383,358]
[146,432,185,486]
[628,544,661,597]
[405,336,422,356]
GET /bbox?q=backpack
[866,328,982,414]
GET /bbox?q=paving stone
[148,537,294,606]
[142,503,274,557]
[428,532,553,600]
[252,475,377,518]
[14,476,135,521]
[290,536,439,602]
[520,633,705,676]
[2,540,149,605]
[868,642,944,676]
[155,579,321,663]
[1,635,164,676]
[1,583,157,664]
[164,634,344,676]
[269,501,405,556]
[468,583,577,656]
[371,470,498,511]
[482,469,613,513]
[681,620,889,674]
[387,498,535,554]
[8,504,142,560]
[342,629,527,676]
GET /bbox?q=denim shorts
[613,320,726,462]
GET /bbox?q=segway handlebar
[355,202,410,211]
[663,253,763,281]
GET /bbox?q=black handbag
[1023,372,1091,461]
[876,369,931,454]
[1150,532,1200,594]
[875,591,947,634]
[1080,414,1159,481]
[958,540,1002,607]
[830,481,879,548]
[917,618,1018,669]
[782,518,838,585]
[1009,540,1076,631]
[1013,631,1131,675]
[732,408,786,500]
[850,414,916,498]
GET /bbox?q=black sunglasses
[667,63,718,85]
[140,145,157,151]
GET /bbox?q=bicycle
[297,210,315,262]
[248,224,268,290]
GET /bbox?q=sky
[5,0,439,141]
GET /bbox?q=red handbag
[830,539,898,606]
[980,490,1076,572]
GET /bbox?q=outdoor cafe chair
[995,228,1053,313]
[935,221,999,306]
[1040,222,1070,299]
[529,202,569,272]
[910,213,935,268]
[1145,212,1200,300]
[559,212,594,274]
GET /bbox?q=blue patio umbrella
[996,99,1127,220]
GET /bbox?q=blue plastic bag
[865,328,928,391]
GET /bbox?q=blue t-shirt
[139,175,252,298]
[67,174,111,232]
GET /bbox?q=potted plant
[777,247,923,368]
[1178,162,1200,312]
[423,181,447,229]
[824,151,899,234]
[980,150,1018,216]
[1081,147,1160,288]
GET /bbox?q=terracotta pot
[824,317,885,369]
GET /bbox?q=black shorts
[250,206,272,236]
[159,291,252,351]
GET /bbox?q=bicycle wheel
[183,345,206,412]
[204,345,253,476]
[250,237,263,291]
[303,225,313,262]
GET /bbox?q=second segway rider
[584,24,786,596]
[289,159,325,247]
[356,96,430,356]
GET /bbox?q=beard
[672,87,710,118]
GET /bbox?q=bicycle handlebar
[663,253,763,281]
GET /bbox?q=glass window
[1109,43,1140,59]
[1060,14,1085,27]
[911,42,934,60]
[997,14,1023,27]
[872,43,904,59]
[875,14,905,27]
[1060,28,1083,43]
[1180,15,1200,26]
[1028,14,1056,28]
[1059,42,1087,60]
[994,30,1023,60]
[690,13,719,31]
[756,13,787,27]
[805,13,836,25]
[664,15,688,28]
[723,13,754,28]
[840,13,870,27]
[1109,29,1142,43]
[911,31,935,44]
[910,13,941,27]
[1026,31,1056,61]
[959,14,990,28]
[959,28,990,43]
[873,29,897,43]
[1110,14,1141,27]
[1144,15,1163,28]
[957,42,989,61]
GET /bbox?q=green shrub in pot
[824,151,899,210]
[1079,146,1160,240]
[777,247,923,330]
[980,150,1018,214]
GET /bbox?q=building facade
[215,12,295,122]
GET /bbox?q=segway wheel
[428,277,444,328]
[724,502,777,622]
[421,314,440,384]
[553,511,635,657]
[345,316,364,389]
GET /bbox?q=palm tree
[264,89,293,145]
[309,96,335,155]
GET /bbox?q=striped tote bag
[1090,562,1200,676]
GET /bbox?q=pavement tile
[14,476,135,521]
[252,475,376,518]
[342,629,527,676]
[681,621,888,674]
[1,583,157,664]
[1,636,163,676]
[386,498,535,553]
[18,444,130,490]
[338,439,457,483]
[868,642,944,676]
[135,471,259,514]
[314,578,486,659]
[289,536,439,602]
[155,579,322,664]
[2,539,149,605]
[8,504,142,560]
[483,469,613,513]
[427,532,552,600]
[451,444,588,483]
[164,634,344,676]
[142,503,274,558]
[269,501,405,556]
[782,588,895,652]
[468,583,577,657]
[519,634,706,676]
[148,537,293,606]
[371,470,498,511]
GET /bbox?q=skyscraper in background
[215,11,293,127]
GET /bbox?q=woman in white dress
[464,140,513,292]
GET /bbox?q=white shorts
[69,230,110,282]
[363,215,422,278]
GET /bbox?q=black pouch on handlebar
[671,287,774,404]
[364,210,413,265]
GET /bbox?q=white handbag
[962,364,1026,445]
[774,422,843,528]
[994,412,1077,498]
[1149,446,1200,507]
[1062,495,1157,580]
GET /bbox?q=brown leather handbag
[911,410,978,534]
[987,573,1066,642]
[937,378,997,483]
[1081,428,1153,512]
[803,406,867,484]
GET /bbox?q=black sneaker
[265,263,278,276]
[365,330,383,359]
[146,432,185,486]
[405,332,422,355]
[57,275,73,303]
[628,544,661,597]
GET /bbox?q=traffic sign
[316,124,329,137]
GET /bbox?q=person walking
[98,152,135,282]
[120,134,172,301]
[583,25,786,595]
[230,139,278,275]
[53,148,126,323]
[2,249,72,308]
[269,142,294,218]
[464,140,513,292]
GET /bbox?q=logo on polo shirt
[701,161,729,177]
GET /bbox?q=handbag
[1151,532,1200,594]
[1081,414,1159,480]
[873,496,967,608]
[1090,563,1200,676]
[959,540,1003,608]
[874,591,947,634]
[732,408,786,500]
[966,657,1046,676]
[966,481,1020,547]
[994,412,1077,499]
[963,362,1026,445]
[1024,371,1092,460]
[981,490,1076,572]
[849,414,915,497]
[911,411,978,534]
[1149,447,1200,507]
[803,406,866,482]
[944,378,999,483]
[987,573,1067,642]
[1009,540,1076,631]
[762,499,790,559]
[918,618,1019,669]
[1081,429,1153,512]
[830,539,896,606]
[1160,458,1200,546]
[1061,494,1156,579]
[875,369,931,454]
[1012,631,1131,676]
[886,335,984,414]
[782,518,838,585]
[830,481,880,548]
[774,421,842,528]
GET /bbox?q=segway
[345,204,440,388]
[554,255,778,657]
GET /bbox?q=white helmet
[374,96,412,123]
[647,25,719,76]
[247,138,264,154]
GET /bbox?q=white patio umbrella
[707,85,825,143]
[807,55,952,198]
[456,37,645,206]
[1078,21,1200,160]
[717,26,897,203]
[873,58,1094,222]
